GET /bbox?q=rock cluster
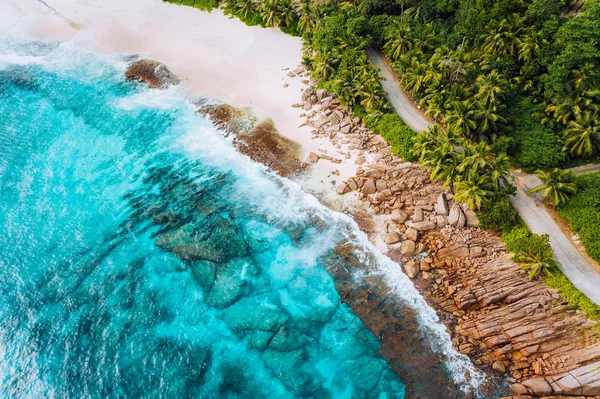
[198,103,308,178]
[125,59,180,88]
[293,83,384,166]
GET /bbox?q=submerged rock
[223,296,289,333]
[155,215,248,263]
[207,257,257,308]
[190,260,217,291]
[125,59,180,88]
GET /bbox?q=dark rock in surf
[125,59,180,89]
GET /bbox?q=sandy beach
[0,0,368,200]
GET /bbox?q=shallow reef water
[0,37,408,398]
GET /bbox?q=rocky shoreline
[126,60,600,398]
[284,70,600,398]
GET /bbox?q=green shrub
[164,0,219,11]
[374,113,417,162]
[506,97,565,172]
[501,227,552,260]
[558,173,600,263]
[545,270,600,319]
[478,194,519,231]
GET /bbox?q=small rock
[336,183,350,195]
[412,207,424,222]
[405,227,418,241]
[401,240,416,256]
[384,232,401,245]
[391,209,408,224]
[492,361,506,374]
[412,221,436,231]
[404,260,420,279]
[470,246,485,257]
[307,152,320,163]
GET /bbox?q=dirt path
[367,49,433,133]
[568,163,600,175]
[369,49,600,306]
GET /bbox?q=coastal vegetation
[557,172,600,264]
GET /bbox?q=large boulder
[462,205,480,227]
[437,243,470,260]
[362,179,377,195]
[191,260,217,290]
[520,378,553,396]
[448,203,465,228]
[156,215,249,263]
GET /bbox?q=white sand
[0,0,365,197]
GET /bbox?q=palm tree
[236,0,256,19]
[568,63,599,93]
[384,27,413,60]
[453,176,492,210]
[519,248,557,280]
[563,111,600,157]
[443,100,477,136]
[278,0,297,26]
[517,28,544,63]
[413,23,435,52]
[312,51,336,80]
[401,61,428,95]
[530,168,577,206]
[546,87,598,126]
[260,0,282,27]
[297,0,314,33]
[474,70,507,107]
[424,142,463,186]
[457,142,490,181]
[481,15,524,60]
[486,153,512,191]
[473,103,507,140]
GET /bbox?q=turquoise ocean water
[0,36,488,398]
[0,37,407,398]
